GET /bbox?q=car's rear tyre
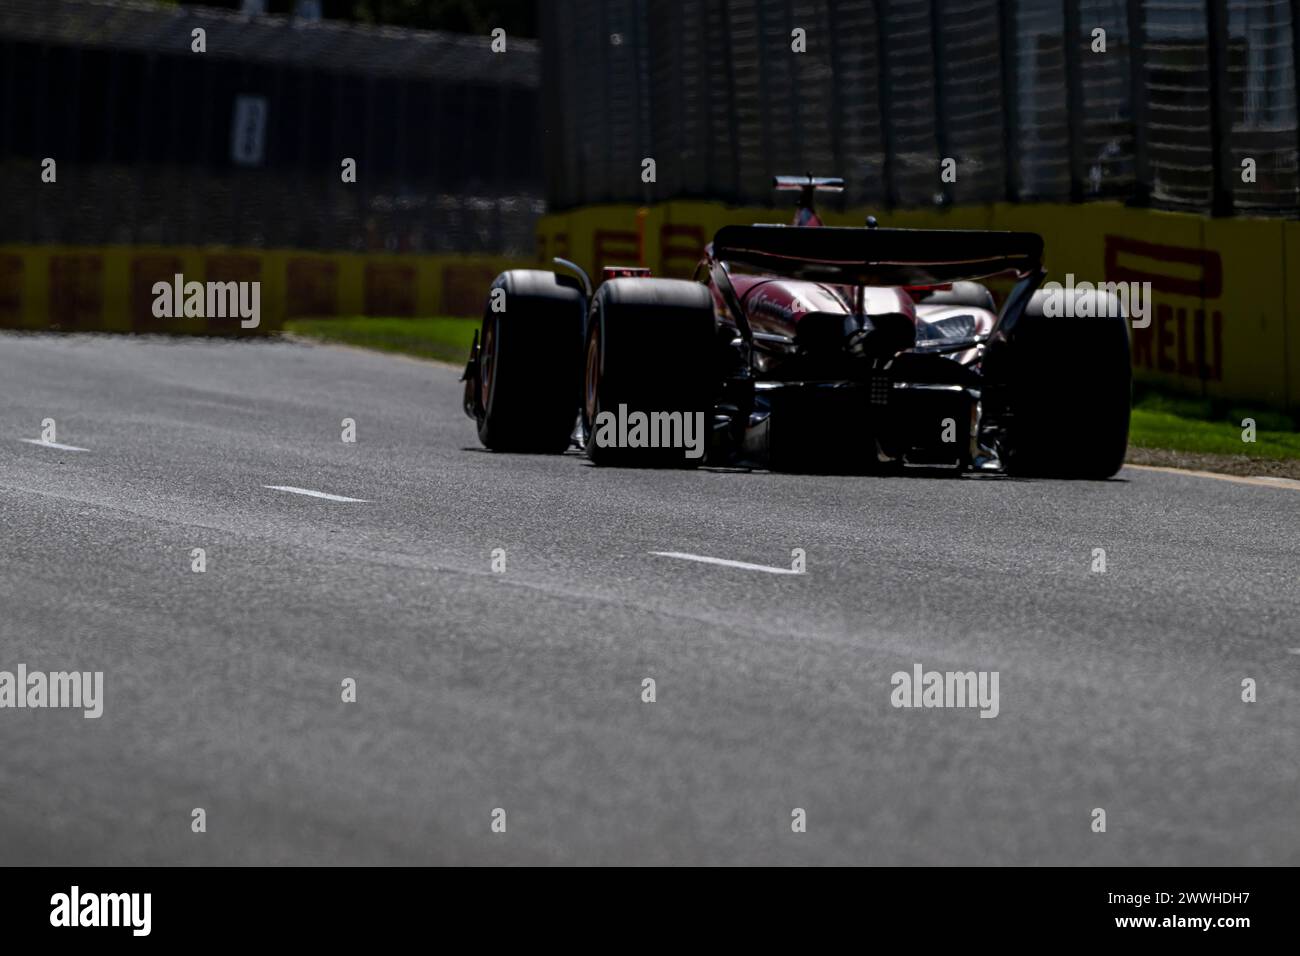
[985,288,1131,479]
[472,270,585,453]
[582,278,716,467]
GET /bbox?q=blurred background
[5,0,1299,252]
[2,0,1299,415]
[0,0,543,253]
[545,0,1299,216]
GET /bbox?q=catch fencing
[542,0,1300,217]
[0,0,544,255]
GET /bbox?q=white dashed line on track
[20,438,90,452]
[264,485,369,503]
[649,551,803,575]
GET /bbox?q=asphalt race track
[1,332,1297,866]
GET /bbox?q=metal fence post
[720,1,742,203]
[136,53,155,243]
[1205,0,1234,216]
[199,55,213,244]
[33,44,47,242]
[1062,0,1085,203]
[1292,2,1300,216]
[781,0,803,179]
[1126,0,1150,205]
[363,73,377,245]
[66,48,82,167]
[0,39,12,161]
[826,1,844,203]
[871,0,896,208]
[997,0,1020,202]
[928,0,952,205]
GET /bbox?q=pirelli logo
[1103,235,1223,382]
[1104,236,1223,299]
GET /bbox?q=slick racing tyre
[985,287,1131,479]
[473,270,585,453]
[582,278,716,467]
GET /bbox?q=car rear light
[905,283,954,302]
[602,266,652,280]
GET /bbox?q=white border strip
[1126,464,1300,492]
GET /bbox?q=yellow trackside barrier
[7,207,1292,410]
[0,245,528,333]
[1282,222,1300,410]
[537,201,1298,411]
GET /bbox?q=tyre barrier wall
[536,201,1300,412]
[0,245,524,334]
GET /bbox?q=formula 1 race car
[461,176,1131,478]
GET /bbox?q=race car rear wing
[772,175,844,194]
[712,224,1043,287]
